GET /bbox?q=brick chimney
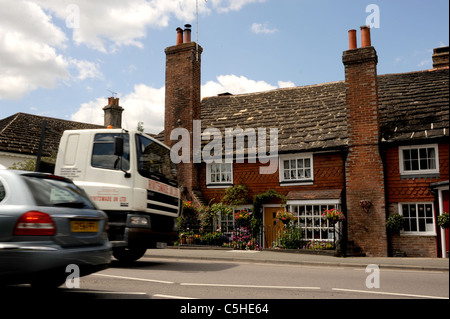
[165,26,203,201]
[432,46,449,69]
[342,26,388,257]
[103,97,124,128]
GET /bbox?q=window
[399,145,439,176]
[136,134,177,185]
[400,203,436,235]
[280,154,313,184]
[207,163,233,186]
[288,203,341,242]
[92,133,130,171]
[22,175,95,209]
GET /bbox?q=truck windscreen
[136,134,178,187]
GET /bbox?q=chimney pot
[432,46,449,69]
[361,25,371,47]
[348,29,357,50]
[184,24,192,43]
[176,27,184,45]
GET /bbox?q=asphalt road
[1,256,448,301]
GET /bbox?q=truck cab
[55,129,180,262]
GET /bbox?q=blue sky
[0,0,448,133]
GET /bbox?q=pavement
[146,247,449,272]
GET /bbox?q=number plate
[71,221,99,233]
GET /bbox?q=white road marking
[153,294,198,300]
[332,288,449,299]
[180,283,320,290]
[93,273,175,285]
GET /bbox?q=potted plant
[322,208,345,225]
[234,210,252,226]
[437,212,449,229]
[386,214,406,232]
[276,210,295,225]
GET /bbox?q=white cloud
[34,0,210,53]
[0,0,70,100]
[72,75,295,133]
[202,74,293,97]
[69,59,103,81]
[251,22,278,35]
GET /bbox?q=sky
[0,0,449,134]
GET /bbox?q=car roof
[0,169,73,184]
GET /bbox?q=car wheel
[113,247,147,263]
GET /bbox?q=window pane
[418,204,425,218]
[410,205,416,217]
[411,159,419,171]
[298,159,304,169]
[403,149,411,161]
[305,158,311,168]
[284,160,290,169]
[290,160,297,169]
[410,219,417,231]
[428,148,436,169]
[402,204,410,217]
[425,204,433,218]
[418,218,426,232]
[305,169,311,178]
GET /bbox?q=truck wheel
[113,247,147,263]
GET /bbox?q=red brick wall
[199,153,345,204]
[386,143,449,202]
[385,143,449,257]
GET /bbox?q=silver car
[0,169,111,289]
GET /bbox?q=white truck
[55,129,180,262]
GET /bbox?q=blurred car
[0,169,111,289]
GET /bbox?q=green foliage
[273,224,304,249]
[437,213,449,229]
[9,158,37,171]
[252,189,287,236]
[222,184,250,206]
[386,214,406,231]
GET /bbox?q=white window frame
[279,153,314,185]
[287,200,341,242]
[399,144,439,176]
[206,162,233,188]
[399,202,436,236]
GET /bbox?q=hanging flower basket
[276,210,295,225]
[235,210,252,226]
[437,213,449,229]
[322,208,345,225]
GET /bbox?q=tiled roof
[0,113,103,157]
[201,68,449,153]
[378,69,449,143]
[201,81,348,153]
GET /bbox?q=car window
[21,175,96,209]
[0,180,5,202]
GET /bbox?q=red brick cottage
[164,26,449,258]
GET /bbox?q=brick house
[164,25,449,258]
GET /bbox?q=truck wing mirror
[114,137,124,156]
